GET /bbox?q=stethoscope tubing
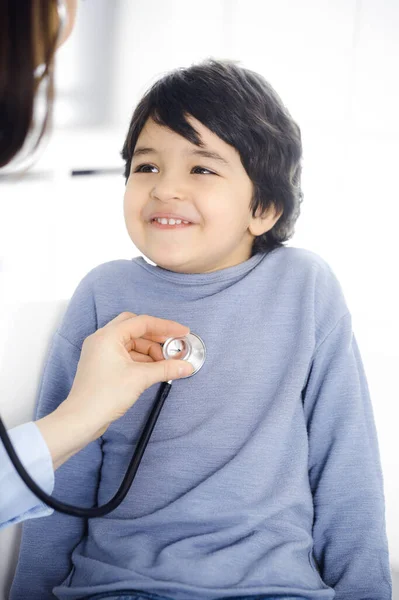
[0,381,172,518]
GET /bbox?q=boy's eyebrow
[188,149,229,165]
[132,146,230,166]
[132,147,156,158]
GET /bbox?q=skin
[124,117,282,274]
[57,0,78,47]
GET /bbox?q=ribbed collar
[133,252,269,287]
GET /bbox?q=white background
[0,0,398,589]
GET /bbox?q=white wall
[0,0,398,582]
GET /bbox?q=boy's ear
[249,204,283,237]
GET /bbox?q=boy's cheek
[124,182,148,207]
[123,192,140,217]
[123,205,139,232]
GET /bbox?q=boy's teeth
[155,218,189,225]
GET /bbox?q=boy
[11,59,391,599]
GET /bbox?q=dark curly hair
[121,59,303,255]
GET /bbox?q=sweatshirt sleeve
[303,311,392,599]
[10,275,103,599]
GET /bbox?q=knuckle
[82,334,95,349]
[120,311,134,319]
[92,328,106,341]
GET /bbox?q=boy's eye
[134,164,159,173]
[133,164,216,175]
[191,166,215,175]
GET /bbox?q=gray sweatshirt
[11,247,392,600]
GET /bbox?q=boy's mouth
[150,217,194,229]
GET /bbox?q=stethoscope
[0,333,206,518]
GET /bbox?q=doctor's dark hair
[121,59,303,254]
[0,0,57,168]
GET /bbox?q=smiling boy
[11,59,391,600]
[124,116,280,274]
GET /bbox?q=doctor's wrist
[35,397,106,471]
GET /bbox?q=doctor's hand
[35,313,194,470]
[68,311,194,425]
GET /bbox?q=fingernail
[178,364,193,377]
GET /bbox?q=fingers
[141,333,176,343]
[114,314,190,345]
[102,313,189,344]
[126,337,164,361]
[128,351,155,363]
[140,358,194,385]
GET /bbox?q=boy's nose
[150,176,186,203]
[151,188,181,203]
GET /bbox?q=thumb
[143,359,194,387]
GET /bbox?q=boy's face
[124,116,280,274]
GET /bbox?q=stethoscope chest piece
[162,332,206,377]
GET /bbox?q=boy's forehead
[138,117,203,146]
[136,117,236,161]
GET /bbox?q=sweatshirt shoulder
[70,258,147,297]
[273,245,336,274]
[275,246,345,294]
[270,246,350,336]
[57,259,140,346]
[81,258,141,285]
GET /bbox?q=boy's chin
[143,249,197,273]
[157,260,195,274]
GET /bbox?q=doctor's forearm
[35,395,105,471]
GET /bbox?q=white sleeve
[0,422,54,530]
